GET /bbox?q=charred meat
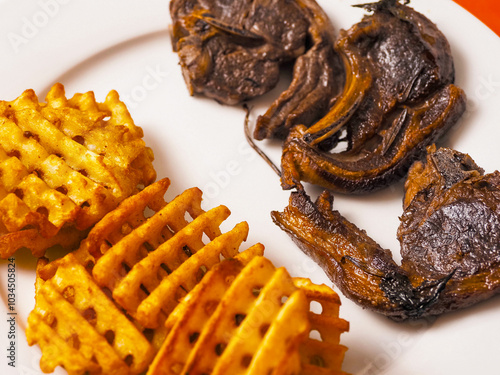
[279,0,466,194]
[272,146,500,321]
[253,0,344,140]
[169,0,341,106]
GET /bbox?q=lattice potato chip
[148,255,350,375]
[294,278,350,375]
[26,179,349,374]
[72,178,261,330]
[26,255,156,375]
[0,83,156,258]
[27,179,266,374]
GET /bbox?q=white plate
[1,1,499,374]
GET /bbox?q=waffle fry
[161,243,266,334]
[26,180,269,374]
[0,83,156,258]
[26,255,156,375]
[26,179,349,374]
[0,226,88,259]
[78,177,256,329]
[294,278,350,374]
[74,177,172,265]
[148,256,349,375]
[195,257,306,375]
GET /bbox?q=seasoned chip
[194,257,306,375]
[26,179,349,374]
[76,178,260,329]
[26,180,268,374]
[293,278,349,374]
[161,243,266,334]
[148,256,350,375]
[0,226,88,259]
[74,177,172,264]
[149,256,259,374]
[26,254,156,375]
[0,83,156,258]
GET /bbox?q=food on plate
[169,0,343,108]
[27,178,263,374]
[252,0,344,140]
[398,146,500,309]
[27,254,157,375]
[74,178,262,331]
[272,146,500,321]
[27,178,349,374]
[0,83,156,258]
[149,256,349,375]
[279,0,466,194]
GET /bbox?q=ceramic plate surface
[1,1,499,374]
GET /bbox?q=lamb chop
[278,0,466,194]
[272,146,500,321]
[170,0,343,108]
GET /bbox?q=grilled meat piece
[253,0,344,140]
[170,0,337,105]
[272,146,500,321]
[399,147,500,282]
[280,0,466,194]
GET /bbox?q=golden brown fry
[0,226,88,259]
[293,278,349,374]
[149,255,350,375]
[161,243,266,334]
[87,181,257,328]
[26,254,155,375]
[90,187,222,292]
[25,179,349,374]
[0,83,156,258]
[148,258,251,375]
[133,220,250,328]
[209,261,306,375]
[75,177,170,263]
[26,180,274,374]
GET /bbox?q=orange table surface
[453,0,500,36]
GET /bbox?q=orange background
[453,0,500,36]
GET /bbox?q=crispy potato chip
[161,243,266,334]
[70,179,249,329]
[0,226,88,259]
[26,180,349,374]
[26,181,269,374]
[133,219,251,328]
[85,179,260,329]
[89,187,223,292]
[74,177,171,264]
[204,258,306,375]
[0,83,156,258]
[242,289,309,375]
[148,256,350,375]
[26,254,156,375]
[148,258,254,375]
[293,278,349,374]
